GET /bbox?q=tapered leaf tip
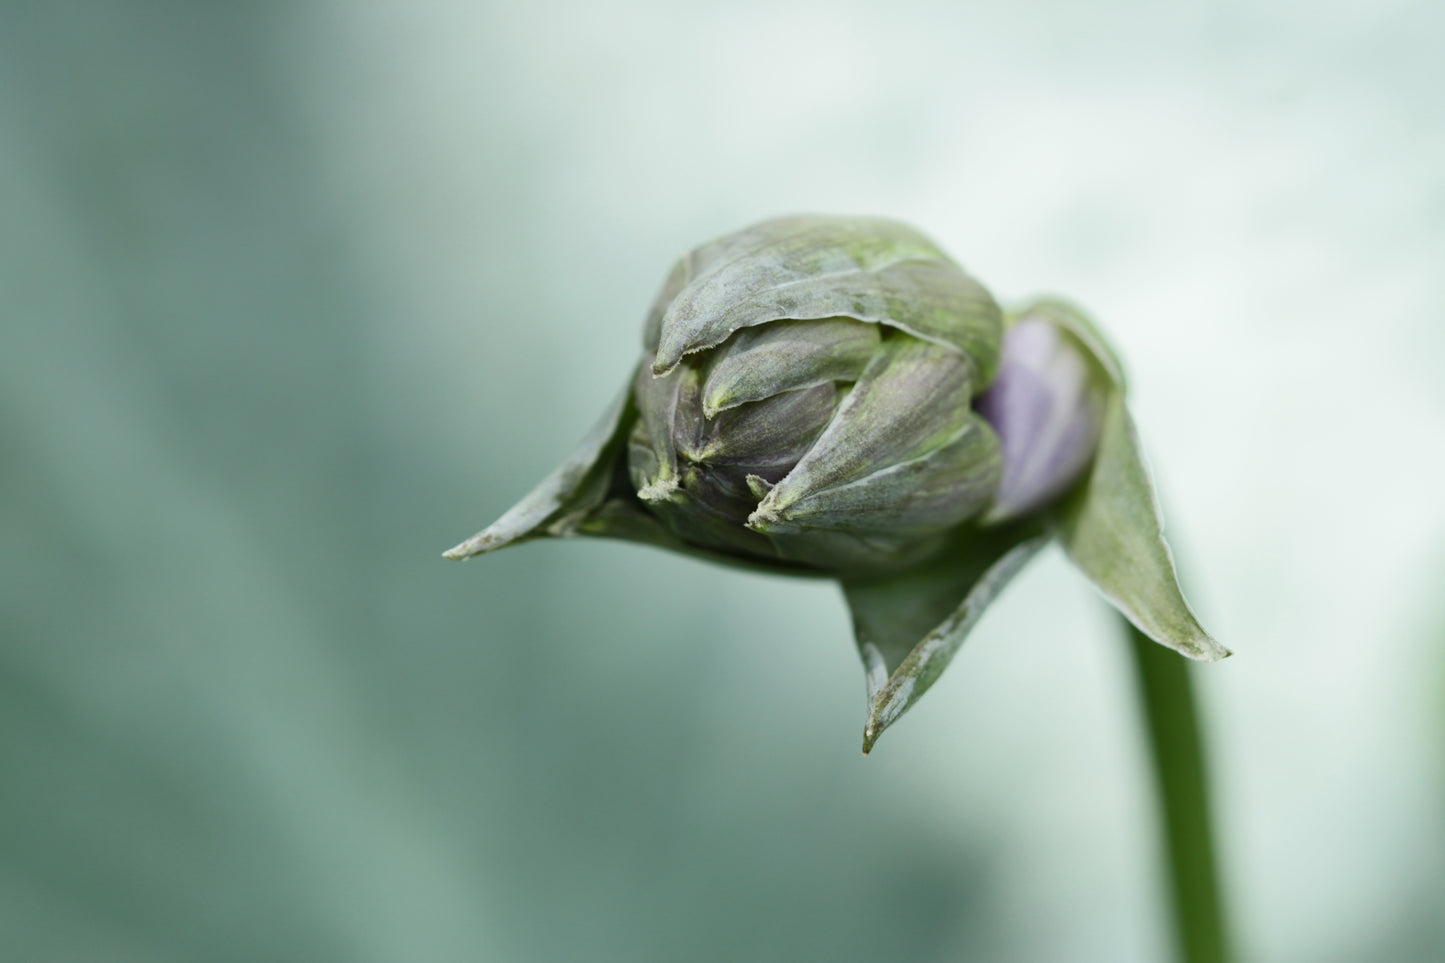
[1186,635,1232,662]
[861,722,880,755]
[1125,607,1232,662]
[442,526,507,560]
[442,533,487,560]
[861,692,905,754]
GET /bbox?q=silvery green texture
[448,218,1228,750]
[632,216,1004,572]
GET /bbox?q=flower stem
[1125,615,1232,963]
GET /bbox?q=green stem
[1126,615,1232,963]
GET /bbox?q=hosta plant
[445,216,1234,962]
[445,215,1228,750]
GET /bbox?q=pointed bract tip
[1191,639,1233,662]
[861,722,880,755]
[1152,627,1231,663]
[441,529,496,561]
[745,504,781,532]
[700,384,745,421]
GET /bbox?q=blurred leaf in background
[0,6,1004,962]
[3,2,1444,962]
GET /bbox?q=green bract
[446,216,1228,752]
[631,216,1004,573]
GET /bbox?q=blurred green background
[3,2,1443,961]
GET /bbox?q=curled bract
[627,216,1005,573]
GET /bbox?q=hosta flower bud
[446,216,1227,752]
[625,216,1004,572]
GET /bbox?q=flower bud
[445,219,1227,752]
[626,216,1006,573]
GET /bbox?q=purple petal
[975,317,1105,521]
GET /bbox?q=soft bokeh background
[3,2,1442,961]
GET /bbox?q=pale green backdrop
[3,2,1443,961]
